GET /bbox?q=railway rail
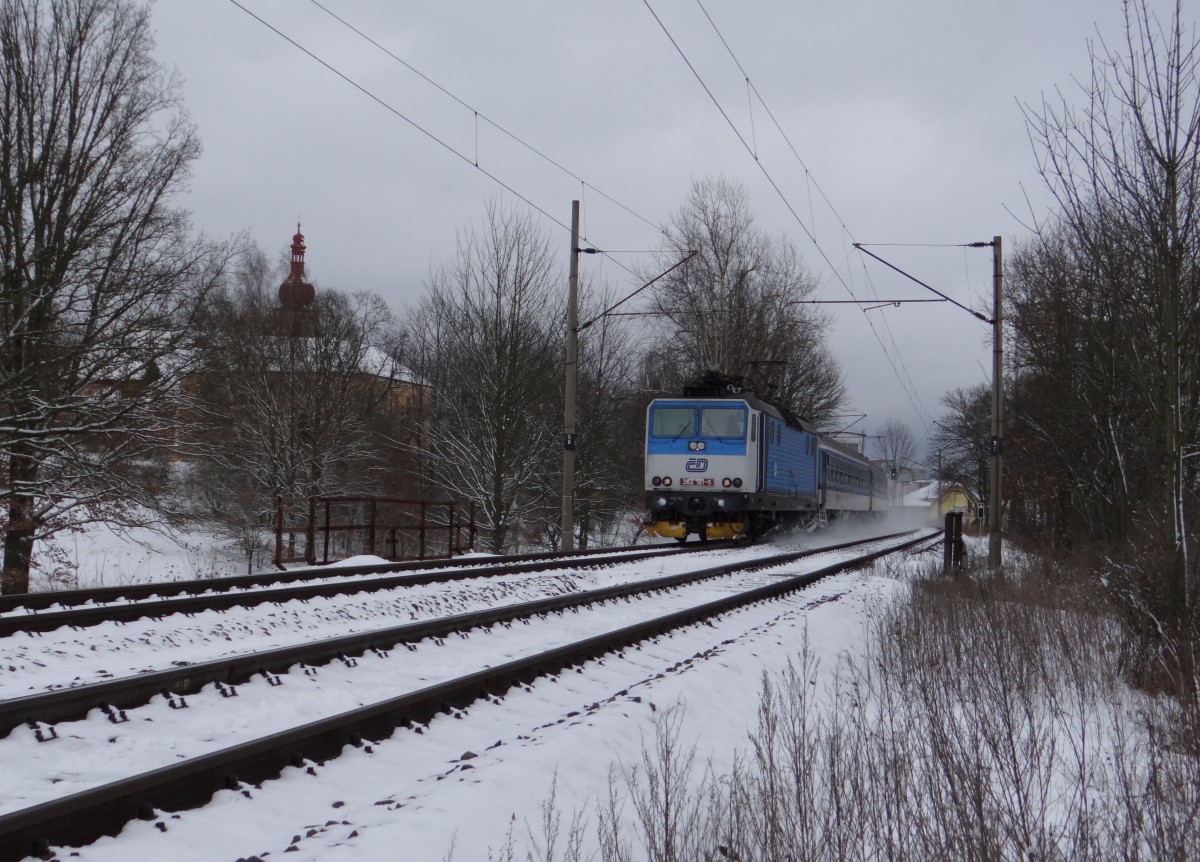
[0,542,738,637]
[0,529,935,862]
[0,531,914,735]
[0,540,732,616]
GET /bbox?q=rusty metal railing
[274,496,477,568]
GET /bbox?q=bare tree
[930,385,992,504]
[563,284,643,547]
[1025,0,1200,692]
[1005,227,1156,546]
[189,245,401,550]
[875,418,917,499]
[0,0,231,593]
[644,177,844,425]
[398,201,563,553]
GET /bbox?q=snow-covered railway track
[0,543,733,637]
[0,542,728,617]
[0,544,806,704]
[0,532,914,735]
[0,530,935,862]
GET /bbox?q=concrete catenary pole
[560,201,581,551]
[989,235,1004,568]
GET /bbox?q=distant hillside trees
[0,0,231,594]
[643,177,844,426]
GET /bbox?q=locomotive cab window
[650,407,695,438]
[700,407,746,439]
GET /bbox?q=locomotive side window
[651,407,695,438]
[700,407,746,439]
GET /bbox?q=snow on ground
[3,519,933,861]
[28,565,907,862]
[0,542,904,818]
[33,520,254,591]
[0,543,798,696]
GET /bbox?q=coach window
[700,407,746,439]
[651,407,695,438]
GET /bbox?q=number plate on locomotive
[679,477,713,487]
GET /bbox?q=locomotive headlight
[715,497,727,508]
[733,477,743,488]
[722,477,732,488]
[688,441,706,451]
[653,496,668,509]
[662,477,672,487]
[652,476,662,487]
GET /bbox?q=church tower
[278,224,316,334]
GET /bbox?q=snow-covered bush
[508,558,1200,861]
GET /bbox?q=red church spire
[279,223,315,309]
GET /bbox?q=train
[643,372,889,541]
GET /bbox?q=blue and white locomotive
[643,373,888,541]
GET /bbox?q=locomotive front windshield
[650,405,747,440]
[700,407,745,439]
[651,407,696,438]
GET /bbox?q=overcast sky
[150,0,1148,458]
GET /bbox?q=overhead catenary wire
[611,297,947,316]
[690,0,948,430]
[853,244,993,324]
[303,0,664,240]
[578,251,699,332]
[701,2,939,429]
[227,0,648,284]
[686,0,936,428]
[641,1,821,251]
[233,1,952,433]
[227,1,567,232]
[648,0,938,430]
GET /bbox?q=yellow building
[932,482,982,527]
